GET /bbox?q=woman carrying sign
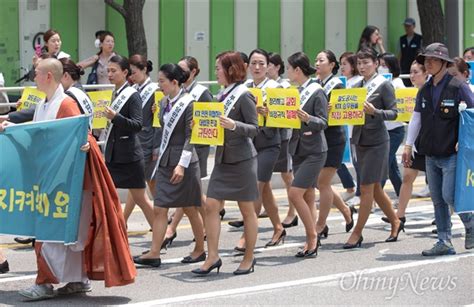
[104,55,155,231]
[120,54,159,229]
[343,49,402,249]
[267,52,298,229]
[286,52,328,258]
[134,64,205,267]
[193,51,259,275]
[232,48,285,252]
[161,56,220,248]
[314,50,356,239]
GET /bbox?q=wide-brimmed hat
[416,43,454,64]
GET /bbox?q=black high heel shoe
[265,229,287,247]
[295,239,321,258]
[133,256,161,267]
[381,216,406,224]
[346,206,357,232]
[161,232,177,250]
[192,258,222,275]
[233,258,256,275]
[343,236,363,249]
[318,225,329,239]
[219,208,226,220]
[181,252,206,264]
[282,216,298,228]
[0,260,9,274]
[385,220,405,242]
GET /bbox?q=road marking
[124,253,474,306]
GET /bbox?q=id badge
[441,99,455,107]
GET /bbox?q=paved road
[1,178,473,306]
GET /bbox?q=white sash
[152,94,194,177]
[189,83,208,101]
[323,77,343,96]
[223,84,248,116]
[365,74,386,99]
[247,78,280,101]
[300,82,323,109]
[66,87,94,128]
[103,86,136,148]
[139,82,159,108]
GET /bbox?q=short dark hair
[239,52,249,65]
[379,53,401,78]
[129,54,153,75]
[159,63,190,86]
[339,51,359,76]
[287,52,316,77]
[356,48,379,63]
[249,48,270,65]
[320,50,340,75]
[216,51,247,83]
[59,58,84,81]
[109,55,131,77]
[268,52,285,75]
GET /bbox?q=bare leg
[261,182,284,241]
[316,168,336,233]
[237,200,258,269]
[129,188,155,228]
[199,198,223,270]
[0,248,6,263]
[373,183,401,237]
[289,187,318,251]
[281,172,297,223]
[182,207,205,257]
[346,184,374,244]
[397,168,418,218]
[303,187,317,225]
[166,208,184,237]
[140,207,168,259]
[123,191,135,224]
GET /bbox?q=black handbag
[86,60,99,85]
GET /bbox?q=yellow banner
[328,88,367,126]
[248,88,264,126]
[265,88,301,129]
[88,90,112,129]
[18,87,46,111]
[191,102,224,146]
[395,88,418,122]
[153,91,164,128]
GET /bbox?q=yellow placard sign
[265,88,301,129]
[88,90,112,129]
[153,91,164,128]
[248,88,264,126]
[328,88,367,126]
[191,102,224,146]
[18,87,46,111]
[395,88,418,122]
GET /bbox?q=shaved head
[37,58,63,82]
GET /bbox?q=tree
[105,0,147,57]
[417,0,446,45]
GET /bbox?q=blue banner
[455,109,474,213]
[0,116,88,243]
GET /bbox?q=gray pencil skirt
[257,146,280,182]
[291,152,327,189]
[355,141,389,185]
[207,157,258,202]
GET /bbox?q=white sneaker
[413,186,430,198]
[341,191,356,202]
[19,284,55,301]
[346,196,360,206]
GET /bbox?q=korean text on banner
[0,116,89,243]
[265,88,301,129]
[18,87,46,111]
[328,88,367,126]
[88,90,112,129]
[191,102,224,146]
[153,91,165,128]
[395,88,418,122]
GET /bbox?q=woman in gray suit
[343,49,402,249]
[287,52,328,258]
[134,64,205,267]
[193,51,259,276]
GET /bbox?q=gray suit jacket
[215,91,259,164]
[352,80,398,146]
[158,92,198,167]
[289,87,328,157]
